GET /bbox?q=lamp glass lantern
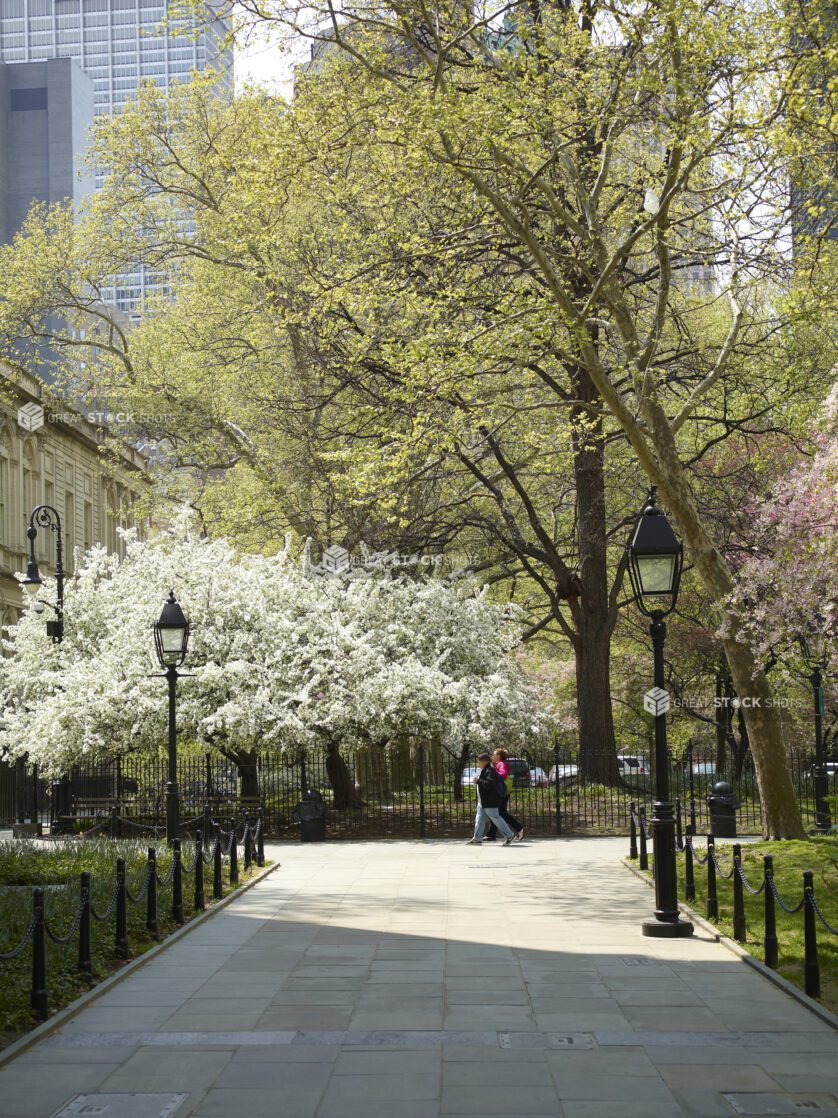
[799,619,828,670]
[154,590,190,668]
[627,489,683,614]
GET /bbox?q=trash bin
[707,780,739,838]
[50,778,71,835]
[293,789,328,842]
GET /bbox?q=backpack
[494,767,510,798]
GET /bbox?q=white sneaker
[503,835,515,846]
[465,838,481,845]
[515,828,525,843]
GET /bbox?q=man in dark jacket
[465,754,516,845]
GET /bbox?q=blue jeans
[472,803,514,840]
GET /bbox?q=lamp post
[798,623,831,835]
[153,590,190,845]
[20,506,65,832]
[627,487,693,939]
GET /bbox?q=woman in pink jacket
[485,748,525,842]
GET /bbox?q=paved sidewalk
[1,837,837,1118]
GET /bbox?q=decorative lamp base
[642,918,694,938]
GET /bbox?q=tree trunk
[236,749,259,800]
[714,671,728,773]
[325,739,361,809]
[644,411,804,837]
[453,742,470,802]
[569,371,621,785]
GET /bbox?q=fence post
[638,807,648,871]
[194,832,205,911]
[31,887,47,1021]
[684,825,695,902]
[244,811,252,872]
[172,838,184,925]
[706,834,718,919]
[629,802,638,860]
[418,745,426,839]
[115,857,128,959]
[110,803,120,840]
[675,796,683,851]
[804,870,821,999]
[732,844,746,943]
[203,804,212,846]
[257,807,265,867]
[763,855,778,969]
[78,871,92,979]
[146,847,158,938]
[229,820,239,886]
[213,823,223,899]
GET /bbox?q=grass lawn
[0,838,268,1045]
[664,838,838,1012]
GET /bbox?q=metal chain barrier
[807,888,838,936]
[766,871,806,915]
[89,879,120,923]
[45,891,88,945]
[180,843,200,876]
[684,834,709,865]
[156,858,177,888]
[735,857,765,896]
[125,862,154,904]
[0,915,37,960]
[709,845,735,880]
[202,833,219,865]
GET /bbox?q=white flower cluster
[0,517,547,773]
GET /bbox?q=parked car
[691,762,717,777]
[550,764,579,785]
[506,758,532,787]
[617,755,648,777]
[529,767,549,787]
[461,766,481,787]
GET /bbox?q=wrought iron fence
[1,744,833,837]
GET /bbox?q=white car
[617,755,648,776]
[550,764,579,784]
[530,767,549,787]
[461,766,481,787]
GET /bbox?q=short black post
[684,825,695,903]
[418,744,426,838]
[115,857,128,959]
[256,807,265,867]
[229,821,239,886]
[804,870,821,998]
[243,811,252,872]
[146,847,158,938]
[629,802,638,860]
[111,803,120,840]
[172,838,184,925]
[706,834,718,920]
[675,797,683,851]
[638,807,648,871]
[763,855,778,969]
[194,832,205,911]
[732,843,746,943]
[31,887,48,1020]
[78,871,92,979]
[213,823,223,899]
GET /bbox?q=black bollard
[684,825,695,903]
[213,823,223,900]
[115,857,128,959]
[194,832,205,911]
[638,807,648,871]
[31,887,47,1020]
[676,796,683,851]
[629,802,638,860]
[257,807,265,868]
[78,871,92,979]
[804,870,821,999]
[764,855,778,970]
[732,844,746,943]
[229,821,239,886]
[706,834,718,920]
[146,848,158,938]
[172,838,184,926]
[244,811,252,872]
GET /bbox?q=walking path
[1,837,837,1118]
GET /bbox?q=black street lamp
[21,505,64,642]
[798,622,832,834]
[627,486,693,939]
[153,590,190,845]
[21,505,66,832]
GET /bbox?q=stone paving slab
[1,837,837,1118]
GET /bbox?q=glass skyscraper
[0,0,233,309]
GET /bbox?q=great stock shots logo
[17,402,44,431]
[643,687,671,717]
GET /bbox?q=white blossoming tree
[0,517,547,806]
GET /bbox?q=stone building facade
[0,361,148,634]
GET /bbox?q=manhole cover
[723,1095,838,1115]
[621,957,662,966]
[52,1095,187,1118]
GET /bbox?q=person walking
[484,748,525,842]
[465,754,516,845]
